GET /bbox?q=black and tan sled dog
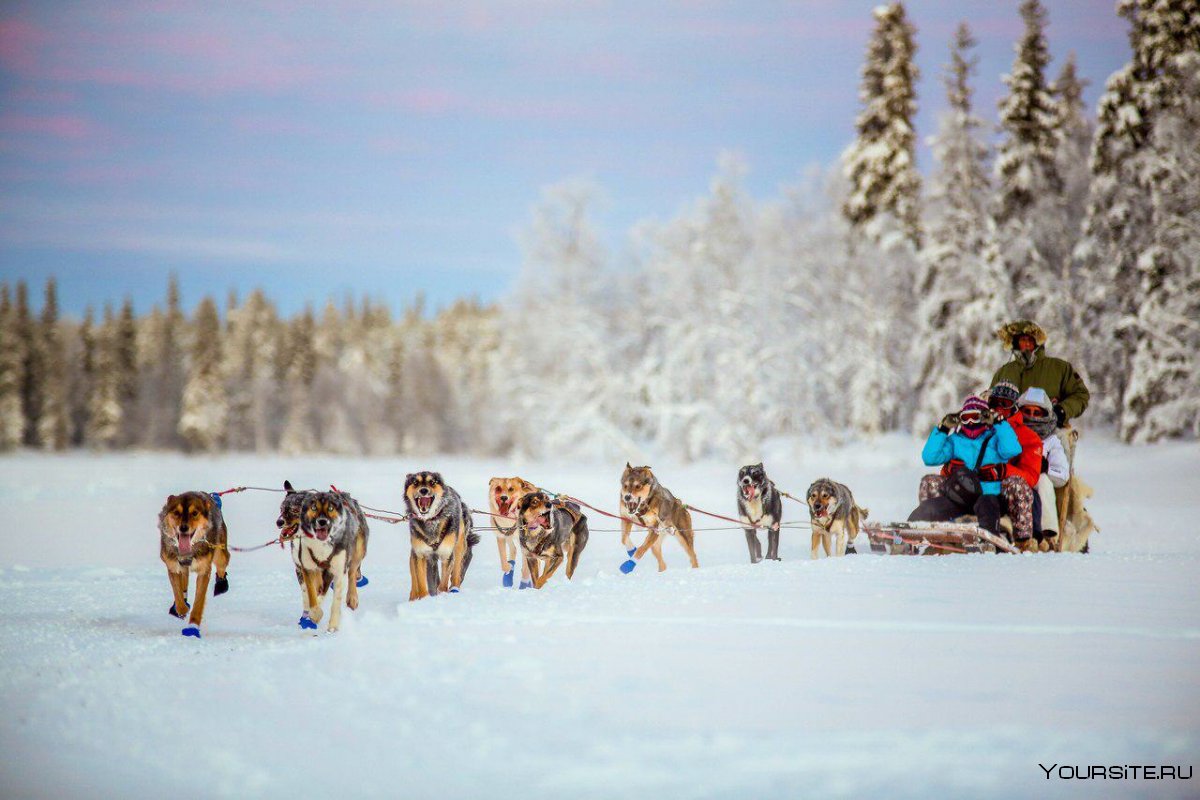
[805,478,868,559]
[618,464,699,574]
[159,491,230,638]
[293,489,369,633]
[404,471,480,600]
[737,463,784,563]
[515,491,589,589]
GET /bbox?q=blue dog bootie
[502,560,516,588]
[626,547,636,557]
[518,580,533,590]
[356,574,369,588]
[298,612,318,631]
[449,587,460,594]
[619,559,637,574]
[181,625,201,638]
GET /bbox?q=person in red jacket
[985,380,1040,551]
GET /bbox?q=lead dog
[404,471,480,600]
[618,464,699,573]
[805,478,867,558]
[488,476,538,588]
[159,491,230,638]
[294,489,369,633]
[737,463,783,562]
[516,491,589,588]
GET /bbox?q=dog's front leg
[303,568,324,622]
[650,535,667,572]
[744,528,762,563]
[496,536,511,575]
[766,523,781,561]
[620,514,633,556]
[535,554,563,588]
[327,553,347,632]
[632,530,659,563]
[833,521,848,556]
[168,567,189,618]
[408,551,424,601]
[187,565,212,631]
[811,531,822,560]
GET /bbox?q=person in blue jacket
[910,394,1023,536]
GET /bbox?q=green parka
[990,346,1090,422]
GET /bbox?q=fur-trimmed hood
[996,320,1047,349]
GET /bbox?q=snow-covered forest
[1,0,1196,459]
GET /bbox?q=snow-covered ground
[1,434,1197,799]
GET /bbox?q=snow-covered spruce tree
[994,0,1064,320]
[85,304,121,449]
[136,276,187,449]
[912,22,999,427]
[1048,52,1095,347]
[842,1,922,250]
[114,297,138,447]
[1076,0,1200,422]
[14,281,38,446]
[35,278,69,450]
[279,307,317,455]
[0,285,25,450]
[1120,51,1200,442]
[177,297,227,452]
[69,307,95,446]
[223,289,280,452]
[494,179,637,458]
[390,299,452,454]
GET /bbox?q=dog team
[157,465,866,636]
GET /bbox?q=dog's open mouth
[416,496,433,514]
[743,484,758,500]
[311,525,330,541]
[281,523,298,538]
[535,513,550,529]
[624,499,639,513]
[497,499,512,516]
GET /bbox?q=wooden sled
[864,521,1019,555]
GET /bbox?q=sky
[0,1,1127,318]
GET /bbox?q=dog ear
[625,462,631,469]
[284,480,294,493]
[166,494,177,507]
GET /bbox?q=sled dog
[516,491,590,588]
[404,471,480,600]
[158,491,230,637]
[737,463,784,562]
[805,478,867,558]
[294,489,369,633]
[619,464,699,572]
[277,480,315,591]
[488,476,538,587]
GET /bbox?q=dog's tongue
[315,528,329,541]
[498,500,511,516]
[417,496,432,513]
[177,533,193,556]
[744,485,757,499]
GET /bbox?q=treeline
[0,277,496,455]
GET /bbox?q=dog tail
[857,505,869,520]
[467,532,481,548]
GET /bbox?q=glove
[1053,404,1067,428]
[979,463,1007,482]
[980,408,996,426]
[938,413,959,433]
[1041,456,1049,474]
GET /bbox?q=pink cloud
[0,112,98,140]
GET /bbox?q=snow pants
[1034,474,1059,537]
[916,473,1034,541]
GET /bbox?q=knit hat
[960,395,988,415]
[988,380,1020,405]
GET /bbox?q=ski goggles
[987,396,1015,411]
[1020,405,1050,419]
[958,410,985,424]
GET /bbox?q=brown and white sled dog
[294,490,369,633]
[488,476,538,587]
[619,464,699,573]
[516,491,589,589]
[404,471,480,600]
[805,478,868,558]
[159,491,230,638]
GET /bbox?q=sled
[863,521,1019,555]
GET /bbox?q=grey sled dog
[737,463,783,562]
[293,489,369,633]
[805,478,867,559]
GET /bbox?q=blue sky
[0,1,1126,317]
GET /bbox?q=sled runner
[864,521,1019,555]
